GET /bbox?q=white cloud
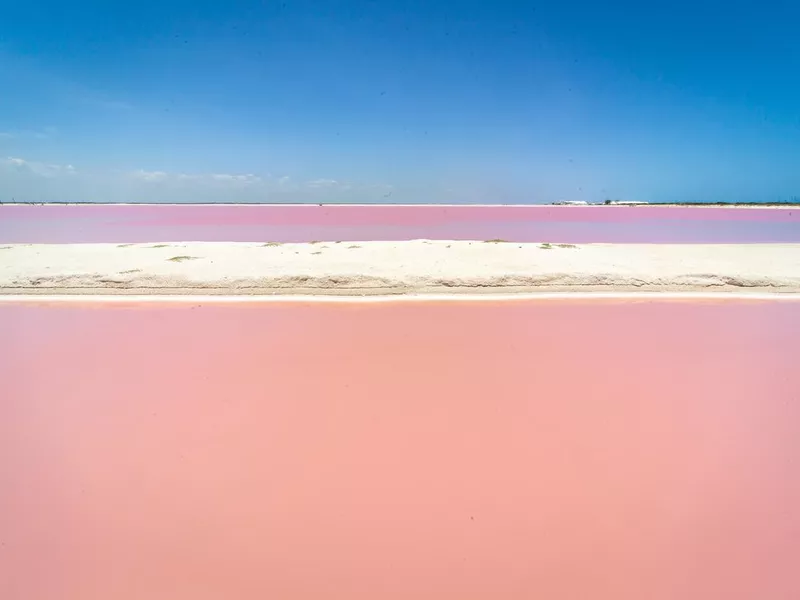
[306,178,339,188]
[0,155,393,203]
[176,173,201,181]
[132,169,168,182]
[305,179,359,191]
[3,156,75,177]
[134,170,262,185]
[210,173,262,184]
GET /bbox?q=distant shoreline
[1,202,798,208]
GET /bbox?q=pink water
[2,204,799,243]
[2,299,799,599]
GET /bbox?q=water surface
[2,205,798,243]
[1,298,798,599]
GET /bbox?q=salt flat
[1,241,798,295]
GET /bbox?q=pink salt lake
[1,298,798,599]
[2,204,799,243]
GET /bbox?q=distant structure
[550,199,650,206]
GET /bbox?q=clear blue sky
[1,0,798,203]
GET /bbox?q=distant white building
[553,200,589,205]
[606,201,649,206]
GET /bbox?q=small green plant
[117,243,134,247]
[540,243,553,249]
[150,244,170,248]
[484,239,508,243]
[347,244,361,249]
[167,255,197,262]
[556,243,577,248]
[262,242,282,247]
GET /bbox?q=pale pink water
[1,299,799,599]
[2,204,799,243]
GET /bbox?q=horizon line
[2,202,798,208]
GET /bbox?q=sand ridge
[1,240,799,295]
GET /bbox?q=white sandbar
[1,241,798,296]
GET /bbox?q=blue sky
[1,0,799,203]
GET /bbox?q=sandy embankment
[1,241,799,296]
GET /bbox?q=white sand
[1,241,799,296]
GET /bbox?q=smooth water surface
[2,205,799,243]
[2,299,799,599]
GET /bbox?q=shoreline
[2,241,799,296]
[1,291,799,303]
[1,203,797,209]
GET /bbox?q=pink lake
[2,204,799,243]
[1,298,799,599]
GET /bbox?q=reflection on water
[1,299,799,599]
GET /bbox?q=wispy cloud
[210,173,262,184]
[306,178,341,188]
[131,169,169,182]
[1,155,393,203]
[3,156,76,177]
[132,170,262,185]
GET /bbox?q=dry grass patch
[166,255,198,263]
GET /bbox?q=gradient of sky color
[1,0,799,204]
